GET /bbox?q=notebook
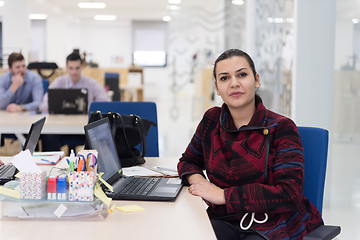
[22,117,64,165]
[84,118,183,201]
[47,88,88,114]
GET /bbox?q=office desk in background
[0,157,216,240]
[0,111,88,135]
[0,111,88,145]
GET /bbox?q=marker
[57,176,67,200]
[47,176,58,200]
[41,158,56,164]
[69,161,75,172]
[69,149,76,172]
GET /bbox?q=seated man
[39,51,110,151]
[0,52,43,112]
[0,52,43,147]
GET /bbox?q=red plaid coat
[178,96,323,239]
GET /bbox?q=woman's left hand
[189,179,225,205]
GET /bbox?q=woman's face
[214,56,260,111]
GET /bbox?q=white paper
[11,150,42,173]
[123,166,163,177]
[152,166,179,177]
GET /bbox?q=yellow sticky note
[97,172,113,192]
[115,205,145,213]
[94,183,112,207]
[0,186,20,199]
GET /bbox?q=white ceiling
[29,0,170,21]
[28,0,360,22]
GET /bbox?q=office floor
[143,69,359,239]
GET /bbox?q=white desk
[0,111,88,135]
[0,157,216,240]
[0,111,88,146]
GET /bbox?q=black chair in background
[104,72,121,101]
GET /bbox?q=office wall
[0,0,30,65]
[71,21,132,68]
[335,19,354,70]
[46,18,132,68]
[30,20,46,62]
[293,0,336,131]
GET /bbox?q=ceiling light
[94,15,117,21]
[78,2,106,9]
[162,16,171,22]
[274,17,284,23]
[29,14,48,20]
[352,18,359,24]
[0,1,4,7]
[232,0,244,5]
[168,0,181,4]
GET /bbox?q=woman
[177,49,323,240]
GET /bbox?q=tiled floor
[144,68,359,239]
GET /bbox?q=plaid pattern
[178,96,323,239]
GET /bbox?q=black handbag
[87,111,156,167]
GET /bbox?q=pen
[41,158,56,164]
[69,161,74,172]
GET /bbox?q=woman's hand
[187,174,225,205]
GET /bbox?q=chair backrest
[89,101,159,157]
[42,79,50,94]
[104,72,120,101]
[298,126,329,214]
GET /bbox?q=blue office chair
[298,126,341,240]
[42,79,50,94]
[89,101,159,157]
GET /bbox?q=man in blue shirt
[0,52,43,112]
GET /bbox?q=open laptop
[22,117,46,154]
[84,117,183,201]
[21,117,64,165]
[0,117,46,184]
[48,88,88,114]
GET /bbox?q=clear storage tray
[0,196,108,221]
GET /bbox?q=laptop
[22,117,46,154]
[22,117,64,165]
[0,117,46,184]
[84,117,183,201]
[48,88,88,114]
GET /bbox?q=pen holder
[69,171,95,202]
[20,171,47,200]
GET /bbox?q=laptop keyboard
[0,164,16,176]
[0,164,17,184]
[119,177,160,196]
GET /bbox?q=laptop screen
[84,118,123,182]
[23,117,46,154]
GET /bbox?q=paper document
[151,166,178,177]
[11,150,42,173]
[123,166,163,177]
